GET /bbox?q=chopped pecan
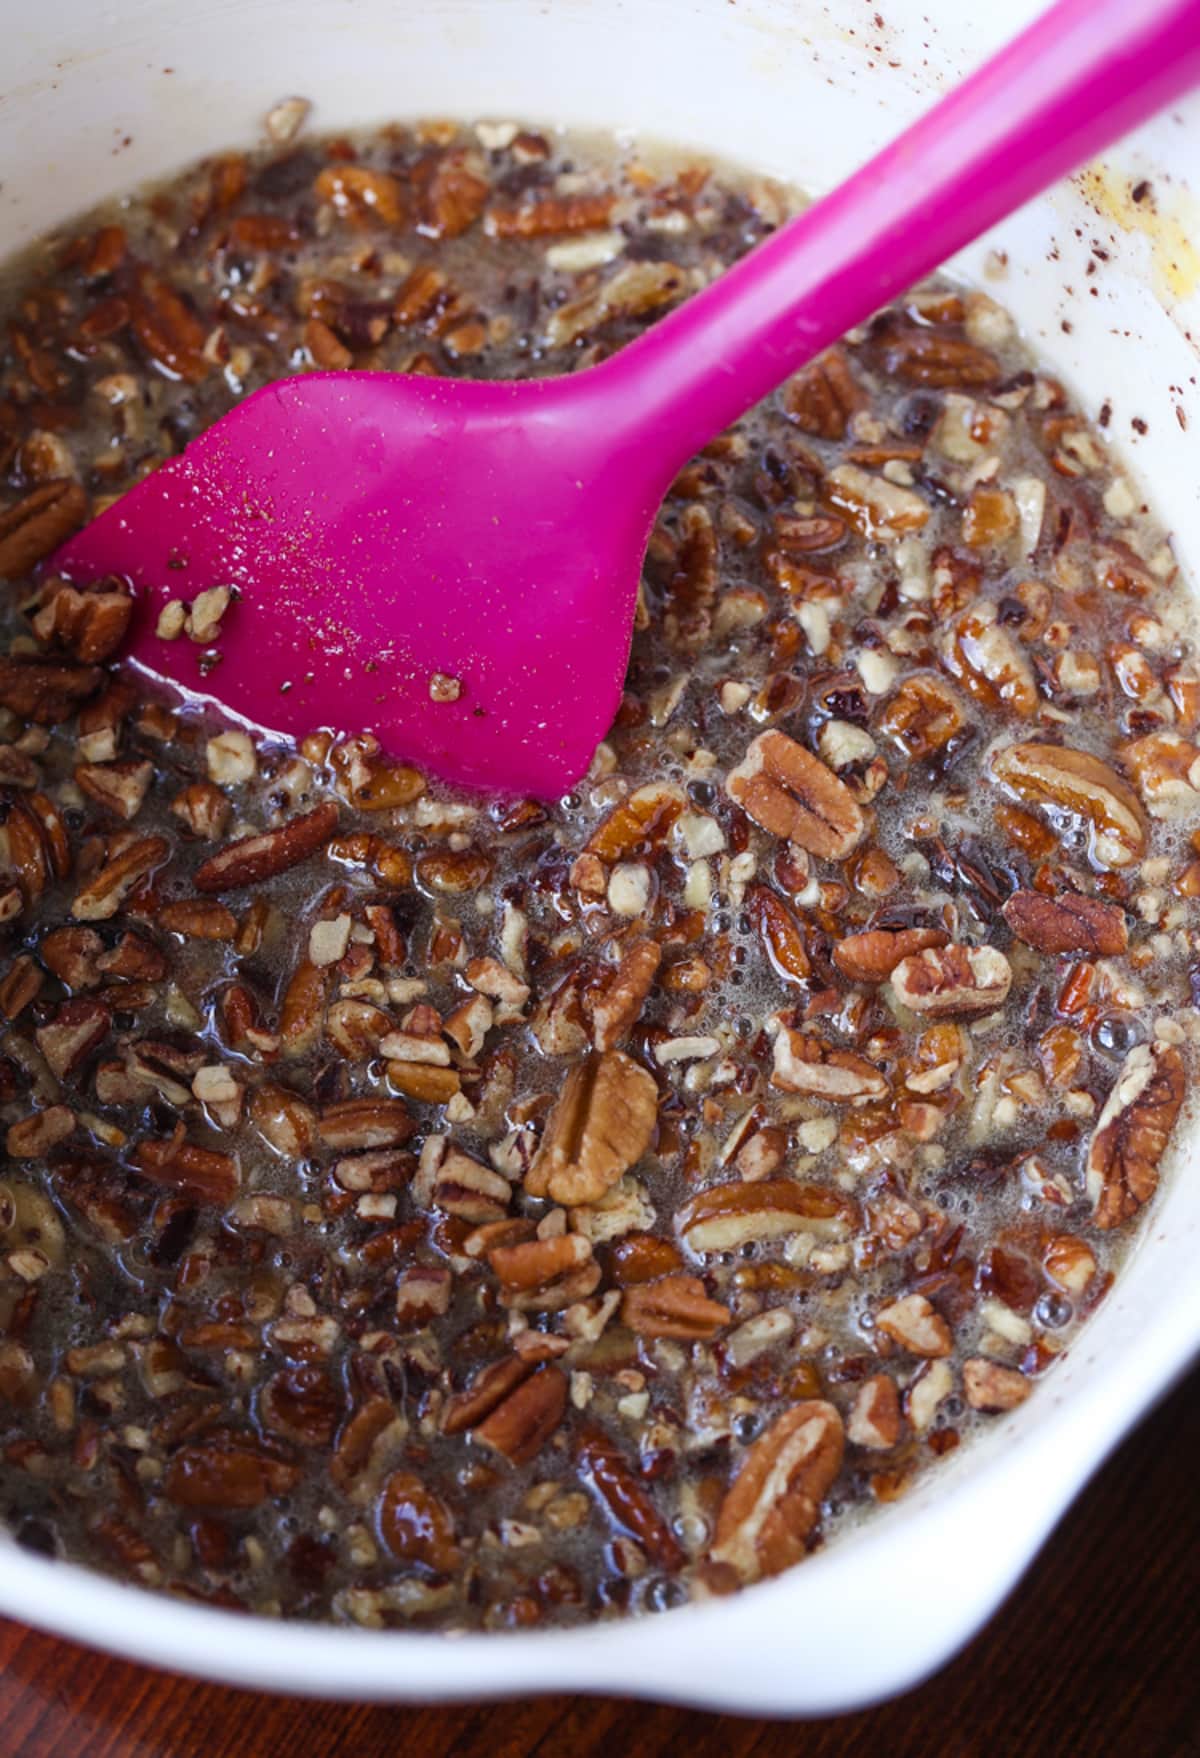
[1086,1041,1184,1229]
[0,481,88,578]
[35,997,111,1078]
[420,151,489,239]
[833,926,949,984]
[578,1428,684,1569]
[442,1356,533,1436]
[585,782,684,861]
[771,1026,888,1101]
[941,603,1037,716]
[1002,890,1128,956]
[825,464,929,540]
[32,579,131,664]
[962,1359,1031,1412]
[194,801,339,892]
[40,926,102,990]
[315,165,405,227]
[129,266,211,384]
[621,1274,730,1339]
[878,672,965,760]
[990,742,1148,869]
[74,759,153,820]
[875,1293,952,1357]
[891,944,1012,1018]
[486,190,616,238]
[846,1375,902,1450]
[710,1401,843,1583]
[1123,731,1200,820]
[678,1178,857,1254]
[159,898,239,941]
[727,730,864,859]
[6,1104,76,1158]
[0,954,42,1019]
[526,1050,658,1205]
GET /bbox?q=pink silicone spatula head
[55,0,1200,797]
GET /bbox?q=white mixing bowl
[1,0,1198,1714]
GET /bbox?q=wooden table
[2,1366,1196,1758]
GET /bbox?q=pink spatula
[55,0,1200,797]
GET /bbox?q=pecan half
[441,1356,532,1436]
[727,730,864,859]
[578,1428,684,1569]
[882,328,1000,387]
[990,742,1148,869]
[833,926,949,984]
[488,1233,599,1311]
[771,1026,888,1101]
[474,1363,568,1464]
[1086,1040,1184,1229]
[678,1178,857,1254]
[133,1136,239,1203]
[71,835,168,921]
[164,1433,301,1509]
[748,884,811,983]
[378,1470,461,1570]
[782,347,863,440]
[589,937,661,1051]
[525,1049,658,1205]
[1001,890,1128,956]
[194,801,339,892]
[0,481,88,578]
[710,1401,843,1582]
[891,944,1012,1018]
[620,1273,731,1339]
[318,1098,414,1151]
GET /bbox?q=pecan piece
[678,1178,857,1254]
[578,1428,684,1570]
[129,267,211,383]
[525,1049,658,1205]
[71,835,168,921]
[315,165,405,227]
[159,898,239,941]
[486,191,616,238]
[727,730,864,859]
[6,1105,76,1158]
[771,1026,888,1101]
[1085,1041,1184,1229]
[441,1356,532,1436]
[1001,890,1128,956]
[620,1273,730,1339]
[585,782,684,860]
[0,482,88,578]
[846,1375,903,1450]
[878,672,965,760]
[194,801,339,892]
[962,1359,1031,1412]
[833,926,949,983]
[378,1470,461,1570]
[990,742,1148,869]
[825,463,929,540]
[474,1363,568,1465]
[35,997,111,1078]
[748,884,811,983]
[710,1401,843,1583]
[589,937,661,1050]
[75,759,153,821]
[891,944,1012,1018]
[875,1293,952,1357]
[0,656,102,724]
[940,603,1037,716]
[1123,731,1200,820]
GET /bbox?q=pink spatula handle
[598,0,1200,464]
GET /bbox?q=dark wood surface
[1,1366,1197,1758]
